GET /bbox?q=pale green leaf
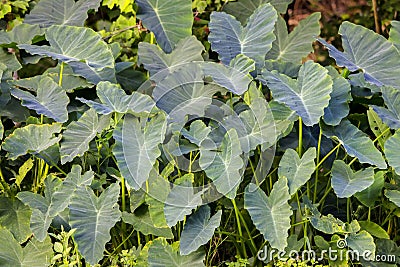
[266,13,321,63]
[11,76,69,122]
[60,108,110,164]
[200,129,244,199]
[372,86,400,129]
[278,147,316,195]
[384,129,400,175]
[354,171,385,207]
[2,123,62,160]
[0,229,52,267]
[244,178,292,251]
[180,205,222,255]
[322,120,387,169]
[148,238,205,267]
[331,160,374,198]
[368,108,391,150]
[113,113,166,189]
[136,0,193,53]
[262,60,333,126]
[389,20,400,51]
[69,182,121,265]
[359,221,390,239]
[14,158,34,187]
[385,190,400,207]
[0,24,44,45]
[24,0,101,27]
[208,3,277,67]
[0,197,31,243]
[347,230,376,260]
[19,25,115,84]
[318,22,400,88]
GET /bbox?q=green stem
[298,117,303,156]
[231,199,247,258]
[59,62,64,87]
[347,197,351,222]
[313,127,323,203]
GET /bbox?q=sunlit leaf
[2,123,62,160]
[385,190,400,207]
[385,130,400,175]
[0,24,44,45]
[208,3,277,67]
[244,178,292,251]
[136,0,193,53]
[0,197,31,243]
[262,60,333,126]
[359,221,390,239]
[347,230,376,260]
[69,182,121,265]
[122,210,173,238]
[180,205,222,255]
[354,171,385,207]
[368,108,391,150]
[331,160,374,198]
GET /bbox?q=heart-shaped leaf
[0,197,31,243]
[354,171,385,207]
[244,178,292,251]
[11,76,69,122]
[331,160,375,198]
[113,113,167,189]
[322,120,387,168]
[136,0,193,53]
[266,12,321,63]
[60,109,110,164]
[278,147,316,195]
[262,60,333,126]
[69,182,121,265]
[19,25,115,84]
[180,205,222,255]
[318,21,400,88]
[208,3,277,67]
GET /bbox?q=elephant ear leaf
[113,113,167,190]
[385,130,400,175]
[331,160,375,198]
[69,182,121,266]
[372,86,400,129]
[11,76,69,122]
[389,20,400,51]
[208,3,277,67]
[136,0,193,53]
[244,178,292,251]
[180,205,222,255]
[385,190,400,207]
[318,21,400,89]
[261,60,333,126]
[19,25,115,84]
[2,123,61,160]
[24,0,101,28]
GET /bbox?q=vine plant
[0,0,399,266]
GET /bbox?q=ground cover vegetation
[0,0,399,266]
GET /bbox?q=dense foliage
[0,0,399,266]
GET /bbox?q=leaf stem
[58,62,64,87]
[231,199,247,258]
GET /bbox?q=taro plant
[0,0,399,266]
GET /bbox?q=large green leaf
[202,54,254,95]
[208,3,277,67]
[347,230,376,260]
[0,197,31,243]
[323,66,352,126]
[0,24,44,45]
[17,175,62,241]
[331,160,375,198]
[384,130,400,175]
[11,76,69,122]
[69,182,121,265]
[322,120,387,169]
[19,25,115,84]
[2,123,61,160]
[24,0,101,28]
[278,147,316,195]
[266,13,321,63]
[164,174,203,227]
[121,210,173,239]
[113,113,166,189]
[262,60,333,126]
[138,36,204,82]
[354,171,385,207]
[244,178,292,251]
[180,205,222,255]
[223,0,292,23]
[199,129,244,199]
[359,221,390,239]
[372,86,400,129]
[385,190,400,207]
[60,109,109,164]
[318,22,400,88]
[0,229,53,267]
[368,108,391,150]
[389,20,400,51]
[148,238,205,267]
[136,0,193,53]
[77,81,155,115]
